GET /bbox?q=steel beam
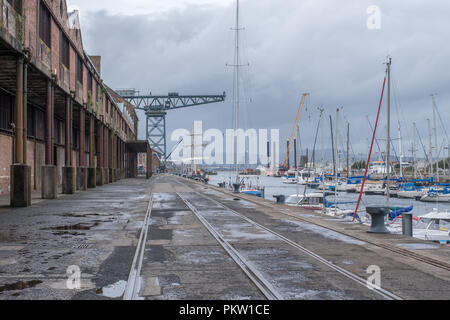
[121,93,226,162]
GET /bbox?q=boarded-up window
[27,105,34,138]
[0,91,13,131]
[87,72,93,92]
[76,55,83,83]
[60,32,70,68]
[35,109,45,140]
[39,2,51,47]
[72,126,79,150]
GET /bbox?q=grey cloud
[78,0,450,159]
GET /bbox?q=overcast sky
[67,0,450,162]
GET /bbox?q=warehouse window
[76,55,83,83]
[60,32,70,68]
[0,91,13,132]
[87,72,93,92]
[27,105,34,138]
[39,2,51,47]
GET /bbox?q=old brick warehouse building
[0,0,154,206]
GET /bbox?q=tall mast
[427,118,433,179]
[336,108,340,178]
[413,122,417,179]
[229,0,242,181]
[347,122,350,178]
[431,94,439,183]
[321,109,324,168]
[398,121,403,179]
[386,57,391,203]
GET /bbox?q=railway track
[123,193,154,300]
[175,179,402,300]
[187,177,450,272]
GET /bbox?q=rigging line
[353,74,387,222]
[367,118,385,162]
[433,98,450,145]
[341,113,358,162]
[416,126,430,164]
[392,74,412,146]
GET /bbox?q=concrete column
[62,96,76,194]
[41,79,57,199]
[109,130,114,183]
[96,121,104,186]
[10,57,31,207]
[147,147,152,179]
[77,108,87,191]
[15,57,24,164]
[87,114,96,188]
[22,62,27,164]
[103,125,109,184]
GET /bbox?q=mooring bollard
[402,213,413,237]
[366,206,391,234]
[233,183,241,193]
[273,195,285,205]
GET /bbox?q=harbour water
[209,171,450,217]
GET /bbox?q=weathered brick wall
[69,46,76,92]
[23,0,38,58]
[51,18,60,76]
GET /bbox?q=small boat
[286,193,324,211]
[282,170,298,184]
[364,183,386,196]
[397,183,428,199]
[242,189,263,197]
[416,210,450,242]
[420,188,450,203]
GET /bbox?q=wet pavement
[0,178,152,300]
[0,174,449,300]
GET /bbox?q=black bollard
[273,195,286,205]
[366,206,391,234]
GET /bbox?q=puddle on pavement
[0,280,43,293]
[44,223,100,231]
[397,243,440,250]
[99,280,127,298]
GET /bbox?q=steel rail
[123,194,154,300]
[176,192,283,300]
[175,179,403,301]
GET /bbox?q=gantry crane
[118,91,226,163]
[283,93,309,169]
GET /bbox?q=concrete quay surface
[0,174,449,300]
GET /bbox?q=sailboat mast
[347,122,350,178]
[233,0,240,180]
[413,122,417,179]
[398,121,403,179]
[386,58,392,203]
[336,108,340,178]
[431,94,439,183]
[427,118,433,179]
